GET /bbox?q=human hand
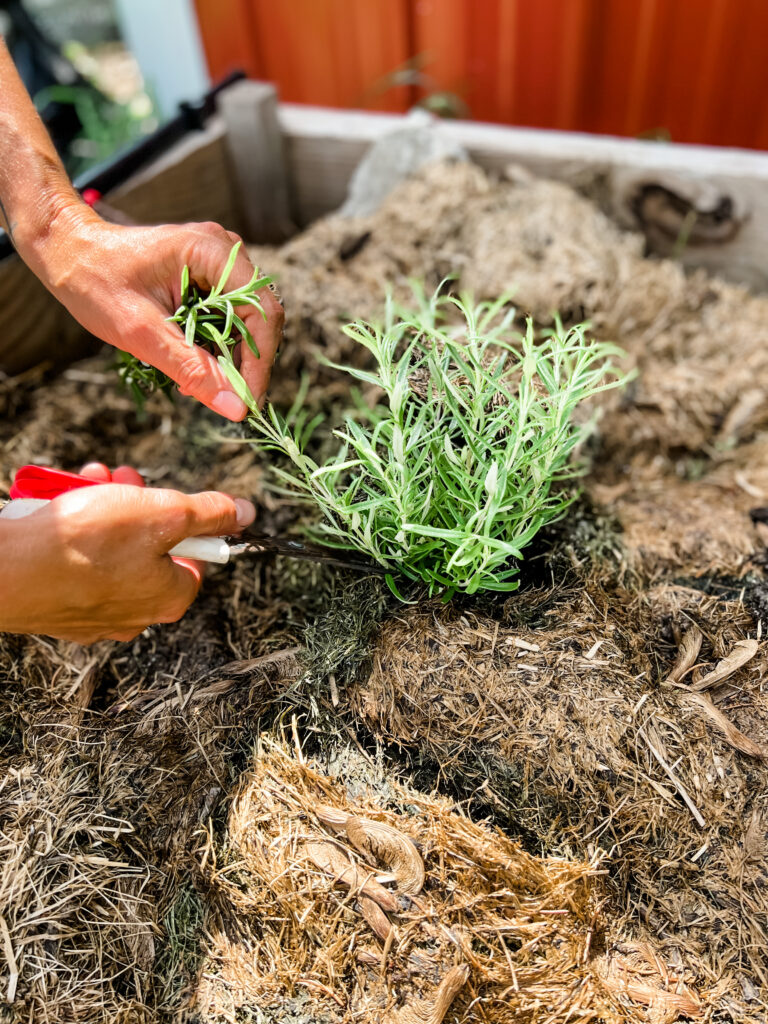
[79,462,146,486]
[0,480,255,643]
[17,207,283,420]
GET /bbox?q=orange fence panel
[194,0,768,150]
[413,0,768,148]
[194,0,412,112]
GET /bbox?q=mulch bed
[1,159,767,1023]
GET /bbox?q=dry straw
[4,158,768,1024]
[193,738,706,1023]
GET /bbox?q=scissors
[2,464,386,576]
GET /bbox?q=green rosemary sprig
[118,241,272,405]
[245,285,633,599]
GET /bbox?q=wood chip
[304,840,398,912]
[315,804,426,895]
[585,640,604,660]
[665,626,703,685]
[316,803,350,828]
[387,964,470,1024]
[346,816,425,895]
[690,639,759,691]
[684,692,768,760]
[358,894,392,941]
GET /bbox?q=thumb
[160,490,256,550]
[129,306,248,421]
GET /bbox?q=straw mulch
[345,582,768,1013]
[2,157,768,1022]
[192,738,709,1024]
[0,585,297,1023]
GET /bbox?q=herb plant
[248,286,631,598]
[117,242,272,406]
[119,253,630,599]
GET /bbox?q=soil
[1,159,768,1023]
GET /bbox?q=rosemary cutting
[117,241,272,406]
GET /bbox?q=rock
[340,108,468,218]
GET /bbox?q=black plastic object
[2,0,101,161]
[0,69,246,263]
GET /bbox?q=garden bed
[2,155,768,1023]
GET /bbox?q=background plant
[117,242,272,406]
[247,286,631,599]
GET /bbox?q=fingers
[112,465,145,487]
[156,489,256,550]
[170,555,204,584]
[80,462,112,482]
[128,223,281,418]
[240,287,284,407]
[184,226,283,410]
[128,309,248,421]
[184,224,255,293]
[158,558,204,622]
[80,463,145,487]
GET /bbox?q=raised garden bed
[1,82,768,1023]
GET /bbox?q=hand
[0,479,255,644]
[18,206,284,420]
[79,462,146,486]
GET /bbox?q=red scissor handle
[10,465,100,501]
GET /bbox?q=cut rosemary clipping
[117,241,272,406]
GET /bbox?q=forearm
[0,38,95,272]
[0,38,281,415]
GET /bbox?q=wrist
[13,187,100,289]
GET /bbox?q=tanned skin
[0,39,284,642]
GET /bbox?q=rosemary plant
[118,251,630,598]
[247,286,631,599]
[117,242,272,405]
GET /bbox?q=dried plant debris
[346,583,768,1017]
[193,739,711,1023]
[0,587,295,1024]
[3,156,768,1024]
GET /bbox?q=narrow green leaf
[212,241,242,298]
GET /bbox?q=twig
[637,726,705,828]
[0,914,18,1003]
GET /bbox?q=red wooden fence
[193,0,768,150]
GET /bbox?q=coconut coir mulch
[1,159,768,1022]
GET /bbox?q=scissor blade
[231,531,388,575]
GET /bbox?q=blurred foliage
[34,41,158,177]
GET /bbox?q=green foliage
[247,286,632,599]
[35,82,156,177]
[117,242,272,406]
[155,884,205,1007]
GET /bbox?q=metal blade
[230,531,388,575]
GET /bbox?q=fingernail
[257,391,267,410]
[234,498,256,528]
[212,390,247,420]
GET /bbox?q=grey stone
[340,108,468,218]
